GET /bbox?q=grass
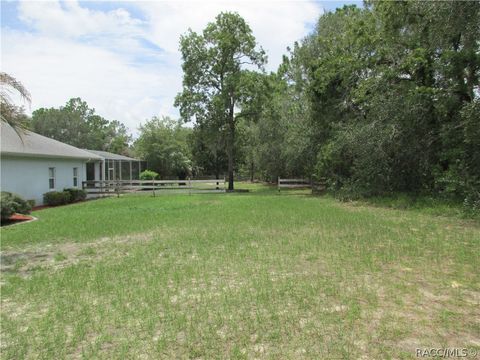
[1,183,479,359]
[353,192,476,219]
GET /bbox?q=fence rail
[278,178,326,194]
[82,178,226,196]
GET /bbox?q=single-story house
[0,122,143,205]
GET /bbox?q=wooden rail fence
[278,178,326,194]
[82,178,226,196]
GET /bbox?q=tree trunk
[214,150,220,190]
[213,146,220,180]
[227,101,235,191]
[250,159,254,183]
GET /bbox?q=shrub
[1,202,14,221]
[11,193,32,214]
[64,188,87,202]
[463,187,480,217]
[140,170,159,180]
[1,192,32,221]
[43,191,71,206]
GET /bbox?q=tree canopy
[134,116,192,179]
[30,98,131,154]
[225,2,477,203]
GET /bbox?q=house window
[73,167,78,187]
[48,167,55,189]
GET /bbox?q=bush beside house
[43,191,71,206]
[64,188,87,202]
[1,192,32,221]
[43,189,87,206]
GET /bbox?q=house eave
[0,151,102,161]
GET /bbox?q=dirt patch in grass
[0,230,167,279]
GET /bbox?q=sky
[1,0,362,136]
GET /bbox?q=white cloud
[2,0,322,136]
[140,0,321,69]
[2,29,177,133]
[18,1,144,39]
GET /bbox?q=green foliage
[134,117,192,179]
[43,191,72,207]
[1,201,14,222]
[43,189,86,206]
[1,192,32,221]
[188,121,228,178]
[139,170,159,181]
[239,1,480,215]
[63,188,87,203]
[30,98,131,154]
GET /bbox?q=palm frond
[0,72,31,104]
[0,72,31,137]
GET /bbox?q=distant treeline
[29,98,131,156]
[234,2,478,208]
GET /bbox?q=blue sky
[1,0,362,135]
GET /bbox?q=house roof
[83,149,140,161]
[0,122,103,161]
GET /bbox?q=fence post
[188,177,191,195]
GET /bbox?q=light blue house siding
[0,122,103,205]
[1,156,87,205]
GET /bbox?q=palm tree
[0,72,31,131]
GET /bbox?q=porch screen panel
[131,161,139,180]
[107,160,114,180]
[121,160,130,180]
[114,160,121,180]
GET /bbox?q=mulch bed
[1,213,36,227]
[32,205,52,211]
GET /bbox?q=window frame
[73,167,78,187]
[48,167,56,190]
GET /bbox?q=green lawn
[1,184,479,359]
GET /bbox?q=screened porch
[84,150,146,182]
